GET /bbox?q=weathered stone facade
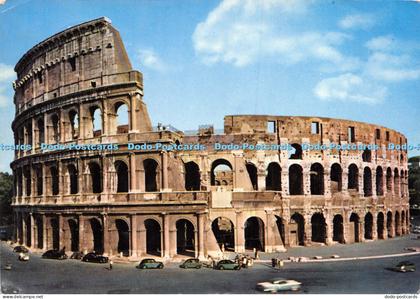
[11,18,410,259]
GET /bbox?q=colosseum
[10,17,410,260]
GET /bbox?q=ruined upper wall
[13,17,141,113]
[224,115,407,149]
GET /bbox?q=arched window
[289,143,302,159]
[115,161,129,192]
[330,163,342,193]
[246,163,258,190]
[386,168,392,191]
[69,110,79,140]
[184,161,200,191]
[211,159,233,187]
[348,164,359,191]
[50,166,59,195]
[89,162,102,193]
[310,163,324,195]
[266,162,281,191]
[289,164,303,195]
[51,114,60,143]
[144,159,158,192]
[68,164,78,194]
[37,118,44,146]
[115,102,129,134]
[393,168,399,196]
[90,107,102,137]
[362,149,371,162]
[376,166,383,196]
[363,167,372,197]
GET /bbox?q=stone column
[342,170,349,192]
[281,170,289,196]
[129,92,139,133]
[102,214,110,256]
[58,213,63,250]
[265,210,273,252]
[129,153,137,192]
[359,220,365,242]
[42,214,47,249]
[325,214,333,245]
[358,169,364,197]
[372,213,378,240]
[323,169,331,199]
[383,214,388,240]
[235,211,245,253]
[304,214,312,245]
[197,212,206,259]
[371,169,377,200]
[22,212,27,246]
[130,214,138,257]
[30,213,35,248]
[303,168,311,196]
[161,151,169,191]
[163,213,170,258]
[194,228,199,258]
[78,215,86,253]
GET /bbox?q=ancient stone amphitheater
[11,18,409,259]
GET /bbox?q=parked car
[216,259,241,270]
[180,258,202,269]
[393,261,416,272]
[82,252,109,263]
[42,249,68,260]
[256,278,302,292]
[18,253,30,261]
[13,245,29,253]
[137,258,164,269]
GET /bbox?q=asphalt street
[1,241,419,294]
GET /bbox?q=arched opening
[90,218,104,254]
[212,217,235,251]
[246,163,258,190]
[387,211,393,238]
[350,213,360,243]
[333,215,344,243]
[50,166,59,195]
[115,219,130,257]
[211,159,233,187]
[289,143,302,159]
[395,211,400,236]
[68,219,79,252]
[25,216,31,247]
[310,163,324,195]
[311,213,326,243]
[144,159,158,192]
[24,167,31,196]
[244,217,265,251]
[386,168,392,192]
[400,169,405,197]
[184,161,200,191]
[377,212,384,239]
[266,162,281,191]
[51,114,60,143]
[89,162,102,193]
[362,149,371,162]
[36,167,43,196]
[37,118,44,146]
[36,217,43,249]
[115,102,129,134]
[401,211,406,234]
[115,161,129,192]
[289,164,303,195]
[145,219,161,256]
[364,212,373,240]
[363,167,372,197]
[348,164,359,191]
[376,166,383,196]
[51,218,59,250]
[290,213,305,246]
[176,219,195,256]
[330,163,342,193]
[393,168,400,196]
[90,107,102,137]
[275,216,286,246]
[69,110,79,140]
[68,164,78,194]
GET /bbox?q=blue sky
[0,0,419,172]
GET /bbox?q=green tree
[0,172,13,225]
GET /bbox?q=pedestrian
[271,258,276,268]
[109,260,113,270]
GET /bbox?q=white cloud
[0,0,6,5]
[365,35,394,51]
[339,13,376,30]
[0,63,15,107]
[314,73,387,104]
[137,49,167,71]
[192,0,357,70]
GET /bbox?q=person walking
[109,260,113,270]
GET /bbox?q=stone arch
[144,158,158,192]
[89,218,104,254]
[69,110,79,140]
[363,167,372,197]
[266,162,281,191]
[212,217,235,251]
[50,114,60,143]
[68,218,79,252]
[176,219,195,256]
[211,159,233,187]
[36,216,43,249]
[275,216,286,246]
[333,214,344,243]
[362,149,372,162]
[289,164,303,195]
[364,212,373,240]
[394,168,400,196]
[50,217,60,250]
[67,164,78,194]
[377,212,384,239]
[386,168,392,192]
[90,106,102,137]
[310,163,324,195]
[115,160,129,192]
[246,162,258,190]
[115,219,130,256]
[311,213,326,244]
[386,211,393,238]
[36,118,45,146]
[184,161,200,191]
[145,219,161,256]
[244,216,265,251]
[114,101,129,134]
[330,163,342,193]
[88,162,102,193]
[290,213,305,246]
[36,166,43,195]
[50,166,59,195]
[348,164,359,191]
[349,213,360,243]
[376,166,383,196]
[395,211,400,236]
[289,143,302,159]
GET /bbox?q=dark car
[13,245,29,253]
[137,258,164,269]
[180,258,202,269]
[82,252,109,263]
[42,249,68,260]
[216,259,241,270]
[393,261,416,272]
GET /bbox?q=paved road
[1,242,419,294]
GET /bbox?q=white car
[256,278,302,292]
